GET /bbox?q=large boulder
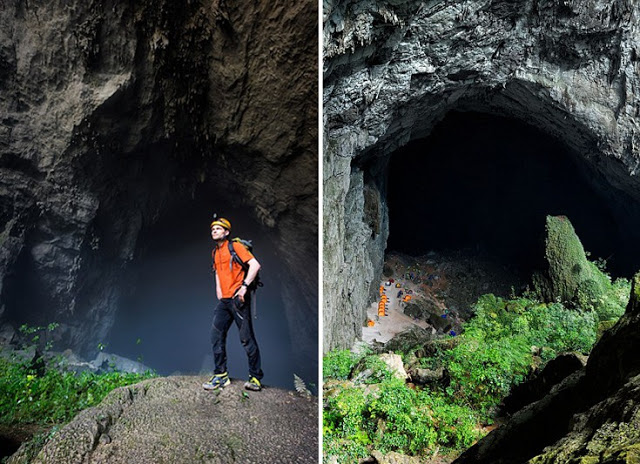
[8,376,317,464]
[403,303,425,319]
[403,300,451,333]
[381,326,433,353]
[502,352,587,415]
[90,352,151,375]
[379,353,408,380]
[410,366,445,386]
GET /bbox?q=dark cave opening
[386,111,640,283]
[106,184,298,390]
[2,248,50,328]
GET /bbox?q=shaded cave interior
[1,142,303,390]
[106,183,297,388]
[364,111,640,302]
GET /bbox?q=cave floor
[362,277,430,345]
[362,251,526,345]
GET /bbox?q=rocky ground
[363,250,527,345]
[8,376,318,464]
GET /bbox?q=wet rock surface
[501,352,588,416]
[8,376,317,464]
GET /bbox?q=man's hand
[235,285,247,303]
[215,274,222,300]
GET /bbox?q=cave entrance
[385,111,638,308]
[106,183,294,389]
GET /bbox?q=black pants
[211,296,263,380]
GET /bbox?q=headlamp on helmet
[210,213,231,231]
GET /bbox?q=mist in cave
[106,188,298,390]
[387,111,640,279]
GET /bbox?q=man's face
[211,225,229,241]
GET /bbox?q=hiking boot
[244,376,262,391]
[202,372,230,390]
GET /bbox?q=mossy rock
[576,279,604,311]
[403,303,425,319]
[532,271,553,302]
[542,216,609,304]
[382,326,433,353]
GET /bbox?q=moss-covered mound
[537,215,603,301]
[535,216,628,323]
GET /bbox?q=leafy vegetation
[0,357,155,425]
[323,349,361,380]
[443,296,597,415]
[0,323,156,462]
[323,273,631,463]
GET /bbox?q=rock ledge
[9,376,317,464]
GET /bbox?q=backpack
[227,238,263,291]
[212,238,263,317]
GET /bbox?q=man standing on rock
[203,217,264,391]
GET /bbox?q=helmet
[210,217,231,230]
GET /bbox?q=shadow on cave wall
[386,111,640,279]
[105,184,302,390]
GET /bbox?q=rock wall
[0,1,317,363]
[323,0,640,351]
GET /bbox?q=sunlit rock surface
[7,377,317,464]
[323,0,640,351]
[0,1,317,368]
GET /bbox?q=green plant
[0,357,156,425]
[0,322,157,461]
[440,294,601,415]
[323,349,362,380]
[323,375,482,462]
[18,323,59,351]
[360,355,393,384]
[576,277,630,322]
[323,260,630,463]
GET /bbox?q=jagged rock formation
[8,376,317,464]
[323,0,640,351]
[0,1,317,368]
[453,273,640,463]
